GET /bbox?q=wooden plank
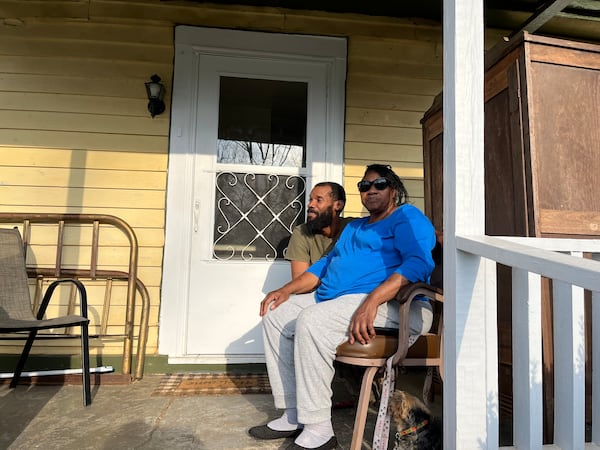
[512,269,543,448]
[0,0,89,18]
[1,166,168,193]
[593,254,600,444]
[345,142,423,163]
[457,236,600,293]
[0,55,172,79]
[0,19,173,45]
[443,0,487,446]
[0,92,148,117]
[349,58,442,80]
[553,279,586,449]
[0,73,156,97]
[0,147,167,171]
[540,210,600,236]
[1,166,166,190]
[283,11,442,41]
[0,111,168,136]
[347,73,442,97]
[0,35,173,63]
[2,186,166,209]
[0,226,166,247]
[529,43,600,70]
[483,48,521,101]
[88,0,442,42]
[345,124,423,146]
[350,36,443,65]
[346,91,436,112]
[0,130,168,153]
[0,205,165,229]
[345,107,424,128]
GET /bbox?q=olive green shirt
[285,217,353,264]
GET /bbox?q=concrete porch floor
[0,368,440,450]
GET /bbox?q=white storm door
[160,27,346,364]
[188,56,324,360]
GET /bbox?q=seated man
[249,164,436,450]
[286,181,353,279]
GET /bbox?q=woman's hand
[348,298,379,345]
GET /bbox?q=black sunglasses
[357,177,391,192]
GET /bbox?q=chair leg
[422,367,434,406]
[9,330,38,388]
[349,366,379,450]
[81,323,91,406]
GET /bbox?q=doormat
[151,373,271,396]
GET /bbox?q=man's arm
[286,225,313,279]
[290,260,310,279]
[259,271,320,316]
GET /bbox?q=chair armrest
[391,282,443,366]
[37,279,88,320]
[395,282,443,304]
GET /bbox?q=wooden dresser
[421,31,600,443]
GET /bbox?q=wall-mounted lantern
[145,74,165,118]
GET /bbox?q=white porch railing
[455,235,600,449]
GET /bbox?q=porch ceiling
[164,0,600,42]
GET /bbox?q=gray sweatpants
[262,293,433,425]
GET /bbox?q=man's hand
[348,298,379,345]
[259,289,290,316]
[258,272,320,316]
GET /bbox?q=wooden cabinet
[421,31,600,443]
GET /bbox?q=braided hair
[364,164,409,206]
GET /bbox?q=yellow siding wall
[0,0,506,359]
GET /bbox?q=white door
[160,27,346,364]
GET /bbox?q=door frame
[159,26,347,360]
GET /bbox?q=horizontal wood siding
[0,0,506,359]
[345,35,443,215]
[0,4,172,357]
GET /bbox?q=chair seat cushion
[336,331,439,359]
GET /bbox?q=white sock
[267,408,300,431]
[294,420,334,448]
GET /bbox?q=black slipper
[286,436,338,450]
[248,424,302,440]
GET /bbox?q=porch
[0,368,439,449]
[2,238,600,449]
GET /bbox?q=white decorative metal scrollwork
[213,172,305,261]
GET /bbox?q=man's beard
[306,206,334,233]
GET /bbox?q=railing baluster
[553,278,586,449]
[512,268,543,449]
[485,258,499,448]
[593,254,600,445]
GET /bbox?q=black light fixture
[145,74,165,118]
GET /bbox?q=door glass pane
[213,172,305,261]
[217,77,307,167]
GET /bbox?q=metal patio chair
[0,227,91,406]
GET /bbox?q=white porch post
[443,0,492,448]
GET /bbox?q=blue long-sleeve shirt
[307,204,436,302]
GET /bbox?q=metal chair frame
[336,282,444,450]
[0,228,91,406]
